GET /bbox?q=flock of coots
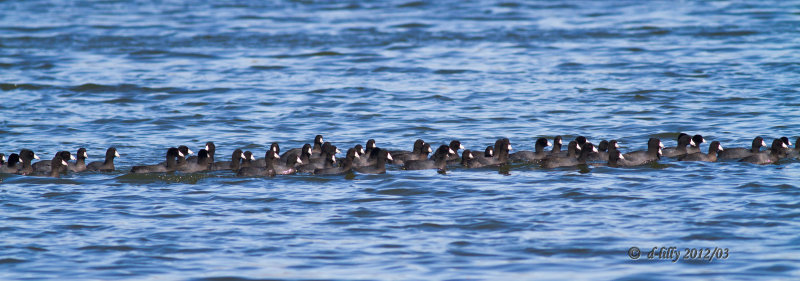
[1,134,797,178]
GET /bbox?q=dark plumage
[210,149,243,171]
[718,136,766,160]
[606,149,637,167]
[686,135,705,154]
[575,136,588,147]
[509,138,550,162]
[86,147,119,172]
[180,149,212,172]
[739,139,787,165]
[17,149,40,175]
[254,143,281,167]
[473,145,494,165]
[662,134,695,158]
[307,142,338,168]
[311,135,324,155]
[541,143,597,168]
[446,140,465,162]
[389,139,425,165]
[588,140,618,162]
[547,140,580,160]
[550,136,563,156]
[240,151,255,168]
[391,140,433,166]
[460,150,485,168]
[33,151,73,174]
[131,147,183,173]
[282,143,311,163]
[315,148,358,175]
[404,145,453,171]
[0,154,21,174]
[237,149,278,177]
[273,154,302,175]
[679,141,723,162]
[765,137,794,158]
[482,138,511,166]
[159,145,193,167]
[177,145,193,167]
[68,148,88,172]
[187,142,215,163]
[46,153,69,178]
[365,139,377,156]
[621,138,663,166]
[354,148,392,174]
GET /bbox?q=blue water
[2,0,800,280]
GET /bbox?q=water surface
[1,0,800,280]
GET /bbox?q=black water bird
[86,147,119,172]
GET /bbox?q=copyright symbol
[628,247,641,260]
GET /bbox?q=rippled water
[2,0,800,280]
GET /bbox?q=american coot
[210,149,243,171]
[739,139,786,165]
[0,154,21,174]
[86,147,120,172]
[354,148,392,174]
[588,140,618,162]
[355,142,376,168]
[404,145,453,171]
[541,143,597,168]
[546,140,580,160]
[16,149,40,175]
[686,135,705,154]
[460,150,485,169]
[160,145,193,167]
[389,139,425,165]
[253,143,280,167]
[473,145,494,165]
[187,142,215,163]
[621,138,662,166]
[306,142,338,169]
[550,136,563,156]
[481,138,511,166]
[718,136,765,160]
[597,140,610,153]
[496,138,512,163]
[45,153,69,178]
[315,148,359,175]
[177,145,193,167]
[364,139,377,157]
[311,135,324,155]
[282,143,310,162]
[662,134,695,158]
[68,148,88,172]
[131,147,183,173]
[446,140,465,163]
[788,137,800,158]
[679,141,723,162]
[354,144,365,158]
[354,139,379,167]
[551,138,583,158]
[509,138,551,162]
[240,151,255,168]
[765,137,794,158]
[274,155,302,175]
[237,150,278,177]
[606,150,638,167]
[33,151,74,174]
[393,141,430,165]
[180,149,212,173]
